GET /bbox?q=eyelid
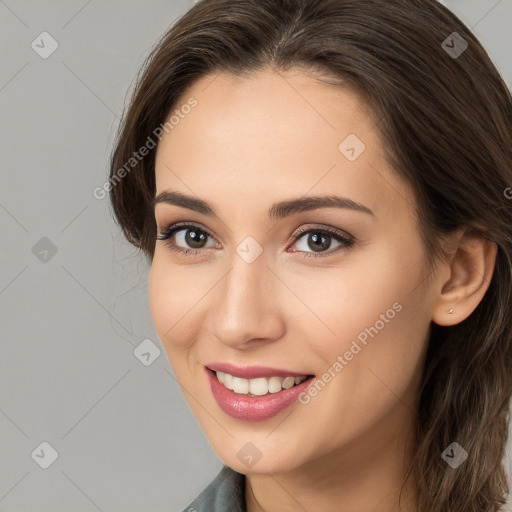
[289,224,354,245]
[155,221,221,250]
[286,224,355,258]
[157,219,212,235]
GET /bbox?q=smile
[215,371,308,396]
[205,366,316,421]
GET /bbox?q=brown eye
[289,226,355,258]
[156,223,219,254]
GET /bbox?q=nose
[205,252,286,350]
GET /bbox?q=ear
[432,228,498,327]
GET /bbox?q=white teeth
[215,371,309,396]
[249,378,268,396]
[223,373,234,390]
[232,377,249,394]
[268,376,283,393]
[281,376,295,389]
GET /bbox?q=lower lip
[205,368,315,421]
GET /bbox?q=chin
[212,439,306,476]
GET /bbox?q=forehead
[159,68,375,153]
[154,68,412,223]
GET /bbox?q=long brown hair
[108,1,512,510]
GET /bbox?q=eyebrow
[151,190,375,220]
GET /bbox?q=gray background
[1,1,511,511]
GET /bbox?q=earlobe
[431,229,498,327]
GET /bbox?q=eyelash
[155,223,355,258]
[155,222,355,259]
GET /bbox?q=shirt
[181,465,246,512]
[180,464,512,512]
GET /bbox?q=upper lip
[206,362,312,379]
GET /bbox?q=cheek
[148,254,198,354]
[290,253,417,340]
[289,256,430,446]
[292,244,430,380]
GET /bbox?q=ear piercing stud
[448,308,454,314]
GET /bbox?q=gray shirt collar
[181,465,246,512]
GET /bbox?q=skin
[148,67,497,512]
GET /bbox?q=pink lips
[207,362,309,379]
[205,365,315,422]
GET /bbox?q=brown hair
[108,0,512,510]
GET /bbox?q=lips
[205,364,316,421]
[206,362,310,379]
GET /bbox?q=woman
[108,0,512,510]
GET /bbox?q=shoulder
[180,465,246,512]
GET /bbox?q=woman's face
[149,68,441,476]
